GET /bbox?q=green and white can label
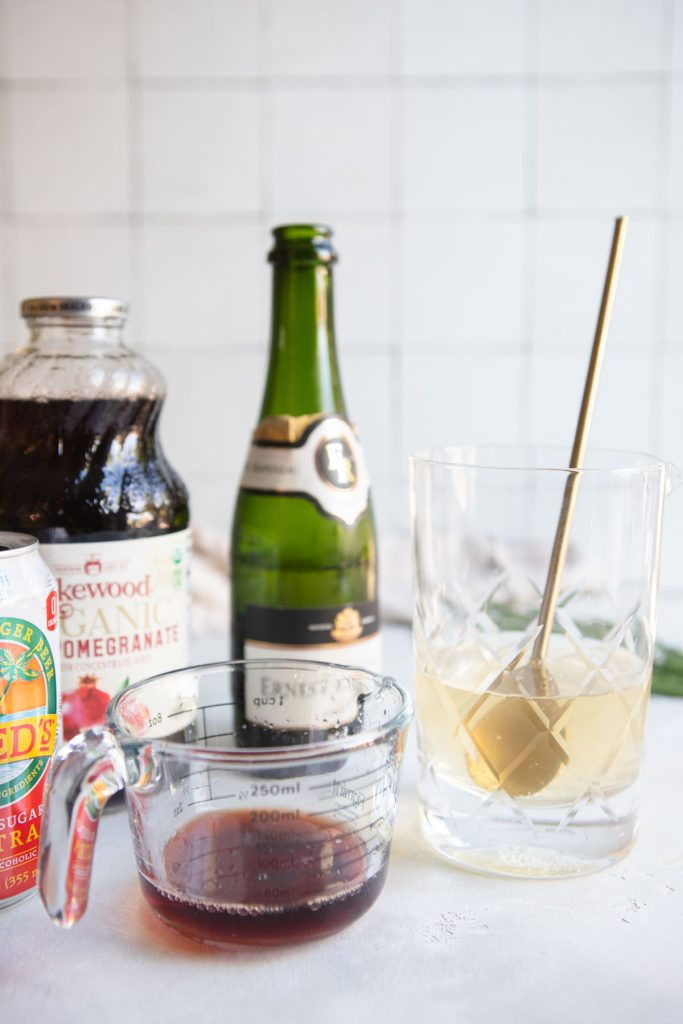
[0,541,60,906]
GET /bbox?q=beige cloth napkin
[191,527,230,635]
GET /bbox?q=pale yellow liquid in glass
[416,641,650,804]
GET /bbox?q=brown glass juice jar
[0,297,190,739]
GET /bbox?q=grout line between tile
[649,0,677,454]
[256,0,273,352]
[389,0,407,525]
[124,0,145,349]
[1,72,680,89]
[257,0,273,225]
[519,0,539,445]
[5,209,682,227]
[0,1,17,345]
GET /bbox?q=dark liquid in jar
[139,809,385,946]
[0,398,188,541]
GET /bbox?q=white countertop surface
[2,625,682,1023]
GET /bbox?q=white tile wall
[670,82,683,209]
[402,86,526,212]
[0,89,8,210]
[530,348,655,451]
[151,346,265,500]
[268,0,394,77]
[333,221,395,348]
[10,222,132,317]
[133,0,261,78]
[0,226,6,342]
[269,87,394,213]
[0,0,681,595]
[661,348,683,473]
[536,83,662,211]
[537,0,668,75]
[139,88,261,213]
[8,87,129,213]
[191,478,238,543]
[139,222,265,349]
[533,219,661,349]
[343,348,395,531]
[401,348,522,452]
[674,0,683,71]
[666,222,683,345]
[1,0,127,80]
[401,0,528,76]
[659,348,683,593]
[401,219,526,347]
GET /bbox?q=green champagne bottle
[231,224,380,738]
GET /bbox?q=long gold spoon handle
[532,215,629,664]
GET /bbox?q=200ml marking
[251,809,300,824]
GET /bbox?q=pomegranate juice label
[41,531,190,741]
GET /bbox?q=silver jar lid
[20,296,129,320]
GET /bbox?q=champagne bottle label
[242,600,381,728]
[239,414,370,527]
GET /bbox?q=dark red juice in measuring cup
[138,808,386,946]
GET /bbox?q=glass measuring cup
[38,660,412,946]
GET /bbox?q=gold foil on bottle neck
[252,413,327,444]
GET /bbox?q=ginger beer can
[0,533,60,908]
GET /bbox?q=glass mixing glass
[411,446,677,878]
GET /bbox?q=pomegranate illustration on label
[62,673,112,742]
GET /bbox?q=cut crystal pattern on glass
[413,447,668,876]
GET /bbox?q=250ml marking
[249,782,300,798]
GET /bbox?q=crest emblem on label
[240,415,370,526]
[316,437,357,490]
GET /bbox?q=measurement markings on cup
[310,761,388,791]
[246,781,301,799]
[192,731,236,743]
[188,791,238,808]
[166,700,237,719]
[301,813,386,843]
[250,808,301,824]
[187,816,380,851]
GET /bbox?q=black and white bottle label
[243,600,381,728]
[240,415,370,527]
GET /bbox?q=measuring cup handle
[38,726,127,928]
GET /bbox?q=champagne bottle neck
[259,261,346,419]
